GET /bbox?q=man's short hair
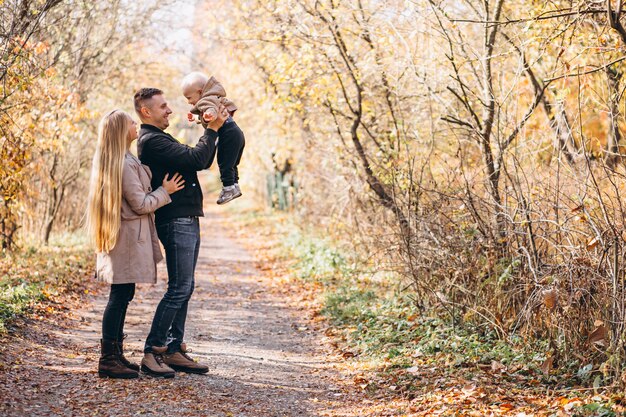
[133,88,163,114]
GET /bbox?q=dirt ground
[0,204,362,417]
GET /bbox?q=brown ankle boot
[116,339,140,372]
[163,343,209,374]
[99,339,139,379]
[141,346,175,378]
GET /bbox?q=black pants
[102,283,135,342]
[217,120,245,187]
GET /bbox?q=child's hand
[202,109,217,123]
[187,112,194,122]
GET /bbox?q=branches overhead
[0,0,169,248]
[449,7,605,25]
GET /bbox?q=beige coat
[96,153,171,284]
[190,76,238,128]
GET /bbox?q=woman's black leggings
[101,283,135,342]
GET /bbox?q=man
[133,87,227,378]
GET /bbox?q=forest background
[5,0,626,402]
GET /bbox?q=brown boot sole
[168,364,209,374]
[98,370,138,379]
[141,364,175,378]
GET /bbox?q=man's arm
[142,134,211,172]
[203,129,218,169]
[202,104,228,169]
[143,104,227,171]
[143,129,218,172]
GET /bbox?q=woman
[86,110,184,379]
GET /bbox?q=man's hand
[206,104,228,131]
[202,109,217,123]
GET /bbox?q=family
[85,72,245,379]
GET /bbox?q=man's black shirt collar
[140,123,165,133]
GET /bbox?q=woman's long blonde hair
[86,110,131,252]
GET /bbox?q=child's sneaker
[217,185,242,205]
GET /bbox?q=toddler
[182,72,245,204]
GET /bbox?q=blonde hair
[181,71,208,91]
[86,110,132,252]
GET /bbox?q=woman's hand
[162,173,185,194]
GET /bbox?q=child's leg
[233,132,245,185]
[217,123,245,187]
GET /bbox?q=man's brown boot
[116,338,140,372]
[163,343,209,374]
[98,339,139,379]
[141,346,175,378]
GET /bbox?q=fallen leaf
[500,403,514,411]
[461,384,476,397]
[406,366,420,374]
[586,236,600,250]
[543,288,558,310]
[587,324,608,345]
[491,360,507,373]
[541,356,554,375]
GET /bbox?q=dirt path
[0,207,350,417]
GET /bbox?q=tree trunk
[480,0,505,240]
[547,100,579,164]
[605,66,622,168]
[41,184,65,245]
[42,218,54,246]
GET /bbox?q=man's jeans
[144,217,200,353]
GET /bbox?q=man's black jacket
[137,124,217,225]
